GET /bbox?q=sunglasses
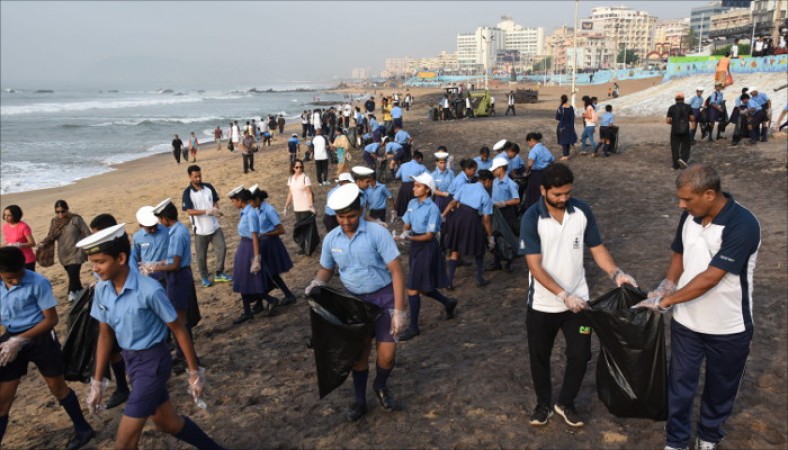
[55,209,67,214]
[294,166,303,169]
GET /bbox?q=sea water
[0,82,367,194]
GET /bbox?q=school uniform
[233,204,266,295]
[257,202,293,277]
[366,183,393,222]
[444,182,493,257]
[524,143,556,212]
[164,221,195,312]
[403,197,448,292]
[131,225,169,284]
[323,185,341,232]
[447,172,472,197]
[473,156,492,171]
[492,175,520,233]
[507,155,525,177]
[394,161,427,217]
[431,167,455,213]
[363,142,379,169]
[385,141,405,163]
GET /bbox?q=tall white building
[497,16,545,59]
[456,16,545,73]
[588,5,657,62]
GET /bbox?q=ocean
[0,82,365,194]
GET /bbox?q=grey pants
[194,228,226,279]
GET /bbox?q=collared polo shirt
[454,182,493,215]
[91,270,177,351]
[492,176,520,203]
[131,225,169,265]
[396,161,427,180]
[671,194,760,334]
[403,197,441,234]
[166,221,191,268]
[519,198,602,313]
[0,270,57,333]
[257,202,281,234]
[182,182,220,235]
[600,112,615,126]
[319,219,400,295]
[366,184,393,210]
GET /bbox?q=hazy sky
[1,1,708,87]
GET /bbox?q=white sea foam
[1,96,204,116]
[90,116,225,127]
[0,160,115,194]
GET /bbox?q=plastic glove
[648,279,677,299]
[282,207,288,218]
[86,378,109,415]
[250,254,261,274]
[558,291,589,313]
[632,295,671,313]
[396,230,411,241]
[305,279,326,296]
[487,235,496,250]
[390,309,410,338]
[139,262,158,276]
[610,267,638,287]
[187,367,207,409]
[494,201,507,209]
[389,211,398,224]
[0,336,29,367]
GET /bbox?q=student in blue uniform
[363,141,380,170]
[363,172,394,223]
[489,158,520,272]
[596,105,615,156]
[447,158,477,197]
[431,149,455,214]
[150,199,199,374]
[0,246,95,450]
[305,184,408,422]
[689,87,704,143]
[394,150,427,218]
[504,144,526,177]
[78,225,223,450]
[255,188,297,308]
[441,170,495,289]
[323,173,355,232]
[523,132,556,213]
[131,206,169,286]
[228,186,266,324]
[473,146,493,171]
[396,173,457,342]
[384,137,405,180]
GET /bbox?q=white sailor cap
[152,198,172,215]
[135,206,158,227]
[76,223,127,255]
[490,157,509,172]
[291,133,298,137]
[748,86,758,92]
[227,185,245,198]
[411,172,436,195]
[351,166,375,178]
[337,172,354,183]
[381,136,389,143]
[327,183,361,211]
[492,139,509,151]
[248,184,260,194]
[696,86,705,91]
[434,151,450,160]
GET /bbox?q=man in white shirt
[312,109,322,135]
[312,129,330,186]
[181,165,232,287]
[731,38,739,58]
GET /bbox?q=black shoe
[264,298,279,316]
[476,279,490,287]
[105,389,129,409]
[554,403,585,427]
[346,402,368,422]
[67,428,95,450]
[397,328,420,341]
[485,264,502,272]
[445,299,458,319]
[446,284,455,291]
[233,313,253,324]
[278,296,297,307]
[296,248,305,255]
[374,387,396,411]
[529,404,553,426]
[251,302,264,315]
[172,358,186,375]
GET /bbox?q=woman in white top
[579,96,598,155]
[284,159,315,254]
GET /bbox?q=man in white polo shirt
[181,165,232,288]
[519,163,636,428]
[635,163,760,450]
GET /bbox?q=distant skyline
[1,1,709,87]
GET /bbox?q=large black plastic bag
[582,285,667,420]
[293,213,320,256]
[62,287,106,383]
[307,286,382,398]
[491,207,519,261]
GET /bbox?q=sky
[1,1,709,88]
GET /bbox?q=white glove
[187,367,207,409]
[86,378,109,415]
[305,279,326,296]
[205,207,217,216]
[0,336,29,366]
[648,279,677,299]
[139,262,158,276]
[610,267,638,287]
[487,235,496,250]
[558,291,589,313]
[250,254,261,274]
[396,230,411,241]
[632,295,671,313]
[389,211,398,224]
[371,218,389,228]
[390,309,410,338]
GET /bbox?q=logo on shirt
[572,237,580,250]
[719,254,735,262]
[331,248,344,253]
[519,240,525,249]
[579,326,592,335]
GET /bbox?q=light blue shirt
[131,225,169,265]
[391,106,403,119]
[364,142,380,154]
[396,160,427,180]
[744,100,762,113]
[454,182,493,215]
[710,91,724,106]
[431,168,455,193]
[600,112,615,126]
[257,202,281,234]
[366,183,393,210]
[166,221,191,268]
[0,270,57,333]
[751,92,770,108]
[325,185,341,216]
[528,143,556,171]
[237,204,259,238]
[689,95,704,109]
[91,270,178,351]
[473,156,492,171]
[394,129,411,144]
[319,219,401,295]
[369,118,379,130]
[385,141,403,155]
[492,176,520,203]
[507,154,525,176]
[448,171,472,195]
[403,197,441,234]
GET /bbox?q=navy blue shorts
[122,342,171,418]
[356,284,395,343]
[0,331,65,381]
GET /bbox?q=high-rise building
[654,18,692,55]
[455,17,544,73]
[588,6,657,61]
[691,2,732,37]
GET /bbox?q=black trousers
[242,153,254,173]
[64,264,82,294]
[505,105,516,116]
[173,148,181,164]
[526,307,591,407]
[670,133,691,169]
[315,159,329,184]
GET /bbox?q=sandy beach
[0,77,786,449]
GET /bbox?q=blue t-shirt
[0,270,57,333]
[751,92,770,108]
[396,160,427,181]
[507,154,525,176]
[91,270,178,351]
[131,225,169,265]
[528,143,556,171]
[257,202,282,234]
[166,221,191,268]
[454,182,493,215]
[492,176,520,203]
[319,219,401,295]
[237,204,259,238]
[366,183,393,210]
[403,197,442,234]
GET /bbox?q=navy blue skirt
[259,235,293,276]
[233,237,266,295]
[444,204,485,257]
[434,194,452,214]
[323,214,338,233]
[407,236,448,292]
[523,169,544,213]
[166,266,195,312]
[395,181,415,217]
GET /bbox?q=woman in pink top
[283,159,315,254]
[2,205,37,271]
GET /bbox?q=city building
[455,16,544,74]
[751,0,788,40]
[351,68,369,80]
[708,8,753,40]
[691,2,733,38]
[588,5,657,62]
[654,18,692,56]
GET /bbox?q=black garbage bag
[293,212,320,256]
[307,286,382,398]
[582,285,667,420]
[62,287,109,383]
[186,281,202,328]
[491,207,519,261]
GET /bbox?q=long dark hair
[560,94,568,105]
[290,158,305,175]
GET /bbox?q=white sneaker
[695,437,717,450]
[664,446,688,450]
